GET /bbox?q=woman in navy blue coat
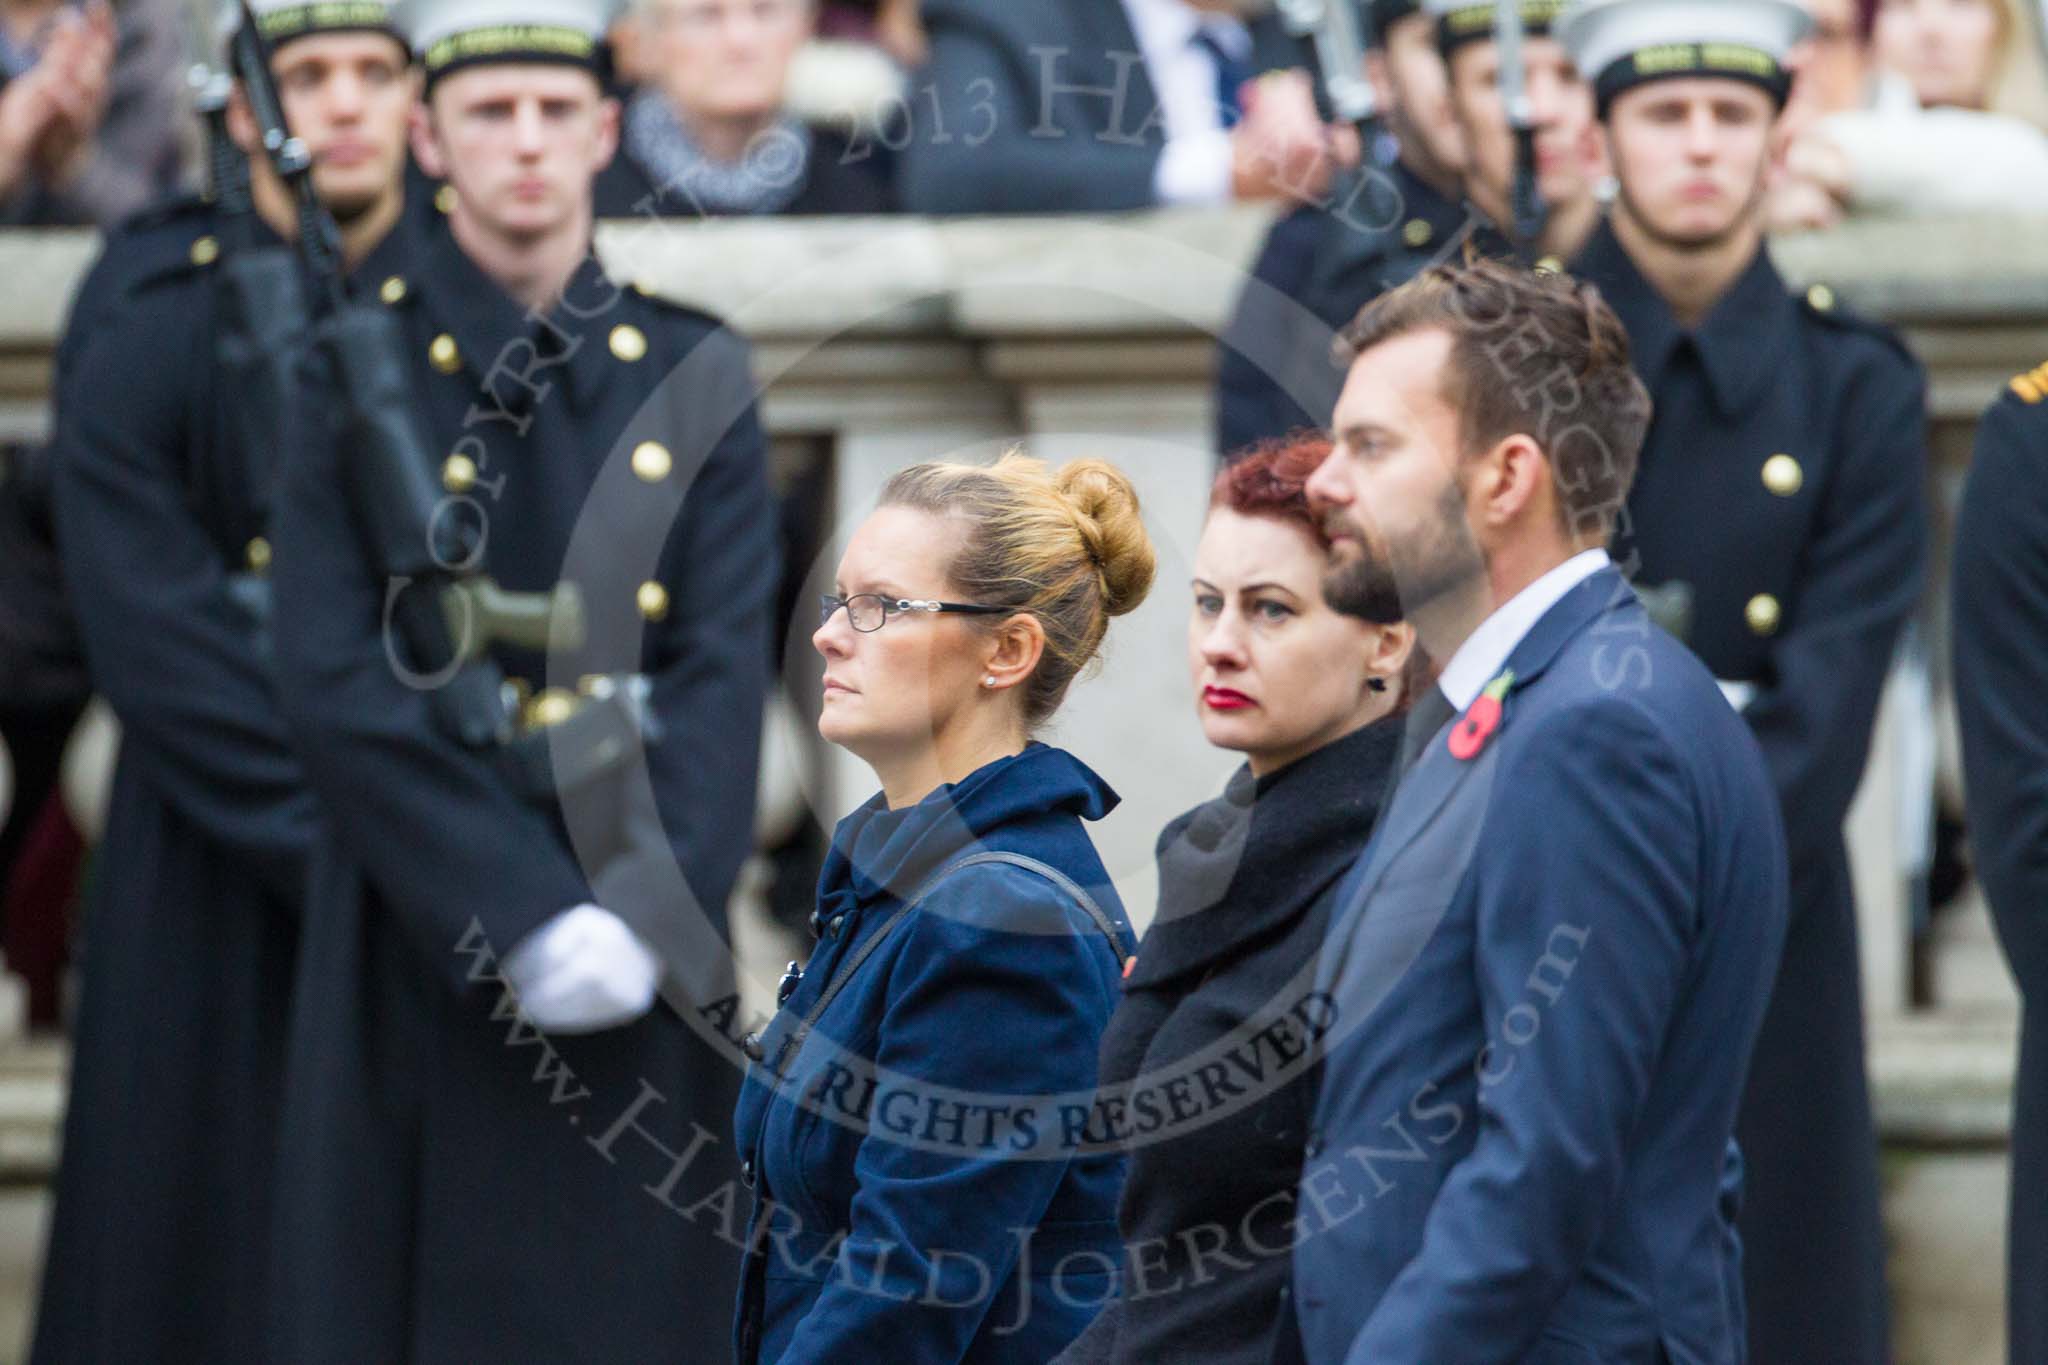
[733,453,1158,1364]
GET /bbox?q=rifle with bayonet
[1274,0,1411,239]
[230,0,640,797]
[179,0,304,638]
[1496,0,1547,251]
[1274,0,1379,144]
[181,0,247,212]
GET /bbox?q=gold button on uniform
[636,580,670,621]
[1403,219,1433,248]
[630,440,673,482]
[1762,454,1803,497]
[189,235,219,266]
[429,333,461,374]
[525,688,578,730]
[379,275,408,305]
[1745,593,1783,636]
[610,324,648,362]
[442,453,478,493]
[1806,284,1835,312]
[434,184,457,215]
[245,537,272,572]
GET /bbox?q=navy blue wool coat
[734,744,1133,1364]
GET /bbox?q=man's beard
[1320,478,1481,624]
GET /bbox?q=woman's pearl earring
[984,676,997,688]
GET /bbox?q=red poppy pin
[1448,669,1515,761]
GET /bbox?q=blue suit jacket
[1292,568,1788,1365]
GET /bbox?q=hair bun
[1054,459,1156,617]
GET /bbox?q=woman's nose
[1202,615,1247,666]
[812,617,847,658]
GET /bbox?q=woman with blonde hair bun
[732,452,1154,1364]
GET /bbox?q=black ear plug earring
[1367,677,1389,694]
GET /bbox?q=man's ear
[1477,433,1548,530]
[593,94,621,173]
[225,83,258,154]
[409,100,445,179]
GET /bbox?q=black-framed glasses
[818,593,1012,633]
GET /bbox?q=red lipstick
[1204,686,1254,711]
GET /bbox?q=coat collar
[414,214,626,420]
[1575,217,1791,420]
[816,744,1119,923]
[1127,715,1401,990]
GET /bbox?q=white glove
[501,904,662,1034]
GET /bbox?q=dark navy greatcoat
[1294,567,1788,1365]
[1215,158,1470,455]
[733,744,1132,1364]
[34,205,397,1363]
[266,208,776,1362]
[1952,370,2048,1365]
[1577,221,1930,1365]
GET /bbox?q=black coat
[1,195,212,714]
[1053,718,1399,1365]
[1215,159,1469,455]
[593,123,895,217]
[265,209,778,1362]
[1952,370,2048,1365]
[898,0,1302,214]
[1576,221,1930,1365]
[32,204,374,1363]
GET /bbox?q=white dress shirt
[1436,549,1612,711]
[1119,0,1250,205]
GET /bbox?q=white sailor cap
[395,0,621,86]
[244,0,401,49]
[1421,0,1572,56]
[1556,0,1811,114]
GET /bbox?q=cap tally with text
[1423,0,1571,56]
[396,0,620,88]
[243,0,400,49]
[1556,0,1811,115]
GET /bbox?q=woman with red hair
[1054,434,1420,1365]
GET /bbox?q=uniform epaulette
[1793,280,1917,368]
[620,279,739,349]
[622,277,727,328]
[122,232,228,297]
[2007,361,2048,405]
[111,191,212,238]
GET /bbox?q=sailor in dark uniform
[1215,0,1467,453]
[1953,363,2048,1365]
[1559,2,1929,1359]
[264,0,777,1357]
[31,3,417,1359]
[1216,0,1602,456]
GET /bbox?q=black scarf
[1126,715,1403,991]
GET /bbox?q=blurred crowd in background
[0,0,2044,232]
